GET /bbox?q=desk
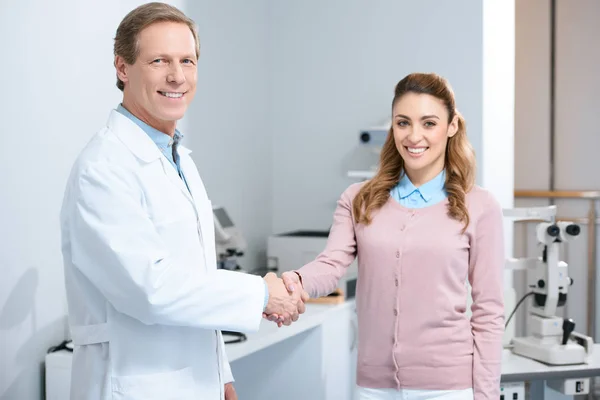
[225,299,355,362]
[501,346,600,399]
[45,300,358,400]
[44,306,600,400]
[502,347,600,382]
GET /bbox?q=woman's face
[392,92,458,184]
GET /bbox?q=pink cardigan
[296,182,505,400]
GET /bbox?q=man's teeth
[160,92,183,98]
[407,147,427,154]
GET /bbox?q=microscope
[213,205,247,271]
[505,206,594,366]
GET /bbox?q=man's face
[116,21,198,133]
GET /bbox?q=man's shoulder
[69,121,137,181]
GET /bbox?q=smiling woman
[277,72,505,400]
[353,72,476,232]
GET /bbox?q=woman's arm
[293,186,359,299]
[469,192,505,400]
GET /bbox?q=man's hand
[263,272,305,326]
[224,383,237,400]
[264,271,310,327]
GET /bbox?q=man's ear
[114,55,129,85]
[447,115,459,138]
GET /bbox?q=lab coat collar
[107,109,192,163]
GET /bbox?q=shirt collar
[397,169,446,202]
[116,104,183,149]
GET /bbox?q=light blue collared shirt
[115,104,269,309]
[116,104,186,178]
[391,169,447,208]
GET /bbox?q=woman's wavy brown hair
[352,72,476,231]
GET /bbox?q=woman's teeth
[407,147,427,154]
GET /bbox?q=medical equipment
[358,119,390,150]
[267,231,358,299]
[348,120,391,180]
[213,206,247,271]
[504,205,594,367]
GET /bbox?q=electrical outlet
[500,382,525,400]
[548,378,590,395]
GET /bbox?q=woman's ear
[447,115,459,138]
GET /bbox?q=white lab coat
[60,109,265,400]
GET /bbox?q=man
[60,3,307,399]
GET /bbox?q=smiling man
[59,3,307,400]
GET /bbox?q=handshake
[262,272,310,327]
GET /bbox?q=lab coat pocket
[111,366,194,400]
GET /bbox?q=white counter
[501,347,600,383]
[225,299,355,362]
[45,300,600,400]
[45,300,358,400]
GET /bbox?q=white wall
[0,1,185,399]
[185,0,271,273]
[269,0,485,233]
[482,0,515,288]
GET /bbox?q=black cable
[47,340,73,353]
[505,291,535,329]
[222,331,247,344]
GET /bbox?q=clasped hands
[262,272,309,327]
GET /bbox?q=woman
[268,72,505,400]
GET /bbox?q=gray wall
[0,1,187,398]
[185,0,271,273]
[269,0,484,233]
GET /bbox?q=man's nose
[167,64,186,84]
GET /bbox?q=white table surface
[501,345,600,382]
[49,300,600,384]
[224,299,355,362]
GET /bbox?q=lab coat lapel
[178,148,217,271]
[160,156,196,208]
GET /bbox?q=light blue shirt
[115,104,269,309]
[391,169,447,208]
[116,104,185,177]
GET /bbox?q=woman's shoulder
[466,185,503,218]
[343,181,368,197]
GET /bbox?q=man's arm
[65,162,294,332]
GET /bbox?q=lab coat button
[395,278,399,287]
[395,251,400,258]
[393,309,398,316]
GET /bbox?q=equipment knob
[562,318,576,345]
